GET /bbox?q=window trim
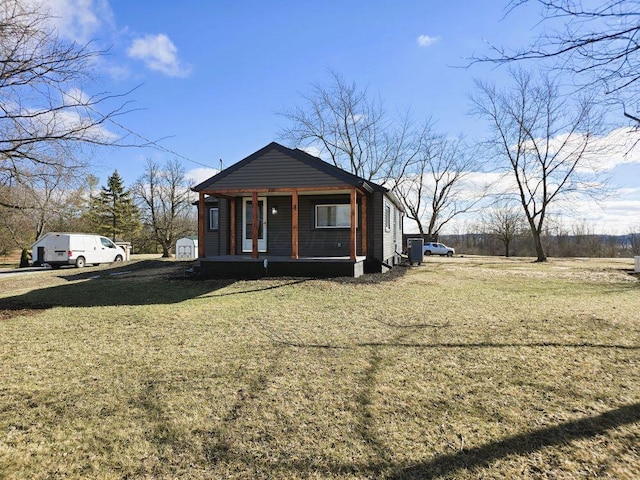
[209,206,219,231]
[315,203,356,229]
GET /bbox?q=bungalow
[192,142,404,278]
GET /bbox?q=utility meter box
[408,238,424,265]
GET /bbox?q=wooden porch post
[291,190,299,259]
[350,188,357,260]
[230,198,236,255]
[361,193,367,257]
[251,191,258,259]
[198,192,205,258]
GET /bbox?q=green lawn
[1,257,638,479]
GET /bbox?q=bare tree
[471,69,604,261]
[474,0,640,123]
[394,135,486,237]
[0,147,91,248]
[0,0,133,210]
[278,70,416,183]
[134,159,196,257]
[483,202,526,257]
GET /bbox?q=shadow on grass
[0,259,408,312]
[156,402,639,478]
[0,260,235,311]
[195,279,310,298]
[357,340,640,351]
[388,402,640,479]
[0,278,314,311]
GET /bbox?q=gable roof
[192,142,384,192]
[192,142,404,211]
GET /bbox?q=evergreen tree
[89,170,140,241]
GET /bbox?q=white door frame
[242,196,267,252]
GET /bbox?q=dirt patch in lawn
[0,306,48,320]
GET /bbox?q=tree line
[442,222,640,259]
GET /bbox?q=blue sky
[47,0,639,234]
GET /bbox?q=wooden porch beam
[251,191,258,259]
[350,188,357,261]
[198,192,205,258]
[200,185,368,196]
[230,198,236,255]
[291,190,299,259]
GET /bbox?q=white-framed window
[315,204,354,228]
[384,203,391,232]
[209,207,219,231]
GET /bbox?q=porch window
[315,204,354,228]
[209,207,219,231]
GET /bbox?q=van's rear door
[45,234,70,263]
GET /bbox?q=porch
[198,255,367,279]
[198,187,368,260]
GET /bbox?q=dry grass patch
[0,256,638,479]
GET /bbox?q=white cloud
[186,167,219,185]
[416,34,440,47]
[297,145,323,158]
[586,127,640,171]
[43,0,114,42]
[127,34,191,77]
[556,195,640,234]
[62,87,91,106]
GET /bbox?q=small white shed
[176,236,198,261]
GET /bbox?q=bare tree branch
[470,0,640,124]
[0,0,139,182]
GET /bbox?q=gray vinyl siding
[370,191,384,261]
[210,149,348,189]
[267,197,292,256]
[204,202,218,256]
[298,195,362,257]
[203,198,228,256]
[382,197,395,261]
[234,198,242,254]
[219,198,228,254]
[369,190,403,263]
[205,227,219,256]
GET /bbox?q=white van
[31,233,127,268]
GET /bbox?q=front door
[242,197,267,252]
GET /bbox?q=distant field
[0,256,638,479]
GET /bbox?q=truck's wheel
[114,255,123,262]
[75,256,86,268]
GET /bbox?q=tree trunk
[532,231,547,262]
[505,239,510,258]
[161,242,172,258]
